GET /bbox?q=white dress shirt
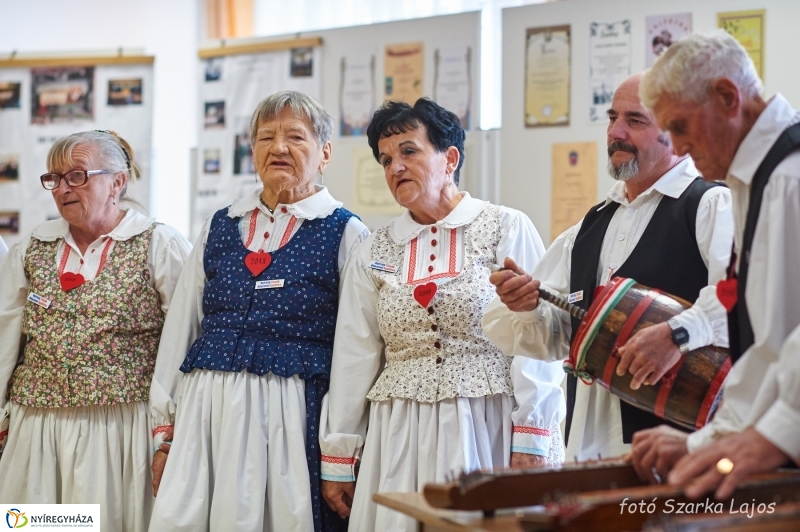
[483,158,734,461]
[321,192,566,463]
[0,209,192,431]
[0,236,7,261]
[149,186,369,436]
[687,94,800,462]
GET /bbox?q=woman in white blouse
[0,130,191,531]
[320,98,566,531]
[148,91,368,532]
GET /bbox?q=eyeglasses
[40,169,112,190]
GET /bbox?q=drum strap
[727,122,800,362]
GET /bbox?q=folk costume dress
[320,193,566,532]
[0,209,191,532]
[149,186,368,532]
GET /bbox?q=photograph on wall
[0,211,20,234]
[588,20,631,123]
[718,9,765,80]
[384,42,424,105]
[0,153,19,180]
[204,100,226,128]
[433,45,472,130]
[232,116,254,175]
[0,82,21,109]
[205,58,223,82]
[30,66,94,124]
[204,149,221,174]
[107,78,143,106]
[339,54,376,136]
[525,25,571,127]
[645,13,692,67]
[290,47,314,77]
[551,142,597,242]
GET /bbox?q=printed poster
[339,54,375,136]
[433,45,472,130]
[351,145,403,215]
[645,13,692,67]
[384,42,424,104]
[551,142,597,242]
[525,25,571,127]
[588,20,631,123]
[718,10,765,80]
[31,66,94,124]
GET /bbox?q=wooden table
[373,492,547,532]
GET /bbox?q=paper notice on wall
[340,53,376,136]
[551,142,597,242]
[525,25,571,127]
[645,13,692,67]
[351,145,403,215]
[718,9,765,80]
[588,20,631,124]
[433,45,472,130]
[384,42,424,105]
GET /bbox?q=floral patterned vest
[9,225,163,408]
[366,204,514,403]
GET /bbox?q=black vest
[728,122,800,362]
[566,177,724,444]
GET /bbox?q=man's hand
[668,427,791,499]
[151,427,173,497]
[616,322,682,390]
[631,425,689,484]
[510,452,549,469]
[322,479,356,519]
[489,257,540,312]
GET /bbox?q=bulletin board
[0,53,155,247]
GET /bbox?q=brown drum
[566,277,731,430]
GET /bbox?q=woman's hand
[322,479,356,519]
[151,427,174,497]
[510,452,548,469]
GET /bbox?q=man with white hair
[482,72,733,462]
[632,30,800,499]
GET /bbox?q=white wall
[0,0,199,237]
[501,0,800,245]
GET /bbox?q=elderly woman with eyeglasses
[319,98,566,531]
[148,90,368,532]
[0,130,191,531]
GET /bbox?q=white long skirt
[149,370,313,532]
[0,401,153,532]
[349,395,564,532]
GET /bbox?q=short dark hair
[367,98,465,184]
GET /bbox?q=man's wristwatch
[667,318,690,354]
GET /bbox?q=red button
[431,227,438,234]
[434,341,441,349]
[281,207,288,213]
[431,324,438,331]
[91,249,95,253]
[431,239,437,246]
[270,217,275,223]
[428,265,434,273]
[79,259,84,264]
[430,254,435,261]
[264,232,270,238]
[427,307,434,315]
[436,356,442,363]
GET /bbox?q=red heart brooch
[245,252,272,276]
[60,272,86,292]
[716,278,738,312]
[413,282,437,308]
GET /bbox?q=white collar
[599,157,699,210]
[227,185,343,220]
[728,94,798,186]
[389,192,490,243]
[32,208,155,242]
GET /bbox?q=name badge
[255,279,285,290]
[568,290,583,304]
[369,261,397,273]
[28,292,52,309]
